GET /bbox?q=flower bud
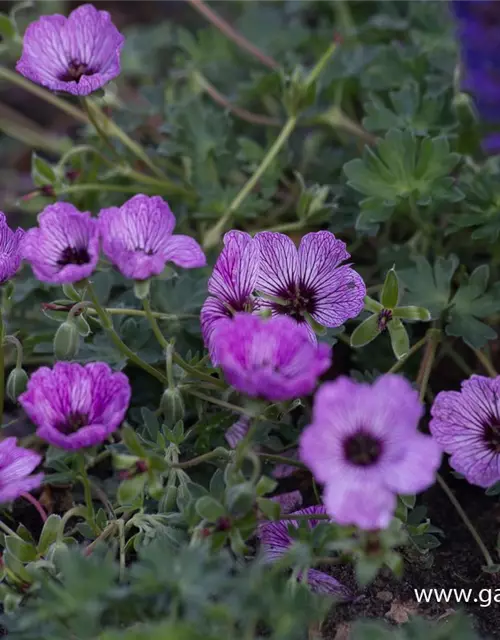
[160,387,185,427]
[6,367,28,403]
[53,321,80,360]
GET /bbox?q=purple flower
[299,375,441,530]
[201,231,260,357]
[212,313,331,402]
[258,506,350,598]
[429,375,500,488]
[272,448,300,479]
[225,416,251,449]
[19,362,131,450]
[450,1,500,153]
[22,203,99,284]
[16,4,124,96]
[254,231,365,340]
[0,438,43,503]
[0,213,24,284]
[99,195,206,281]
[270,490,303,514]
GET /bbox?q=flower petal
[208,231,259,305]
[161,234,206,269]
[255,232,298,298]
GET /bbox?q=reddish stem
[21,492,48,523]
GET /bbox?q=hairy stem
[387,336,428,375]
[473,348,498,378]
[86,281,167,386]
[257,452,307,470]
[186,0,279,69]
[172,447,231,469]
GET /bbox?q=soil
[322,469,500,639]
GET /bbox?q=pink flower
[19,362,131,450]
[300,375,441,530]
[99,195,206,281]
[212,313,331,402]
[16,4,124,96]
[0,438,43,504]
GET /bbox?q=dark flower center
[273,282,316,322]
[343,431,382,466]
[377,309,393,332]
[57,412,89,434]
[57,246,91,267]
[59,59,96,83]
[483,417,500,453]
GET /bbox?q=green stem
[436,473,494,568]
[142,298,169,349]
[81,97,122,162]
[416,329,441,403]
[84,522,118,556]
[3,335,23,370]
[78,455,99,535]
[117,518,126,581]
[387,336,428,374]
[182,387,256,416]
[473,348,498,378]
[172,446,231,469]
[203,43,336,249]
[442,343,474,377]
[0,66,88,124]
[204,115,297,248]
[142,298,226,389]
[87,307,197,321]
[0,519,22,540]
[86,281,167,386]
[54,182,191,199]
[257,452,307,470]
[57,505,88,542]
[84,98,168,181]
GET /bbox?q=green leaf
[226,482,255,518]
[122,424,148,457]
[364,295,383,313]
[117,474,147,505]
[31,152,57,188]
[380,268,399,309]
[344,130,462,228]
[195,496,226,522]
[257,497,281,521]
[5,536,37,563]
[350,314,380,348]
[446,265,500,348]
[393,305,431,321]
[400,494,416,509]
[37,514,62,555]
[0,13,16,40]
[399,254,458,318]
[255,475,278,497]
[387,318,409,359]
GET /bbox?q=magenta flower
[99,195,206,281]
[258,505,350,598]
[299,375,441,530]
[22,203,99,284]
[0,213,24,284]
[16,4,124,96]
[0,438,43,504]
[19,362,131,450]
[430,375,500,488]
[201,231,260,356]
[212,313,331,402]
[254,231,365,340]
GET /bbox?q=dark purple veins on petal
[343,430,382,466]
[59,60,96,83]
[57,412,89,434]
[57,246,91,267]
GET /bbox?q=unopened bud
[53,321,80,360]
[160,387,185,426]
[6,367,28,403]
